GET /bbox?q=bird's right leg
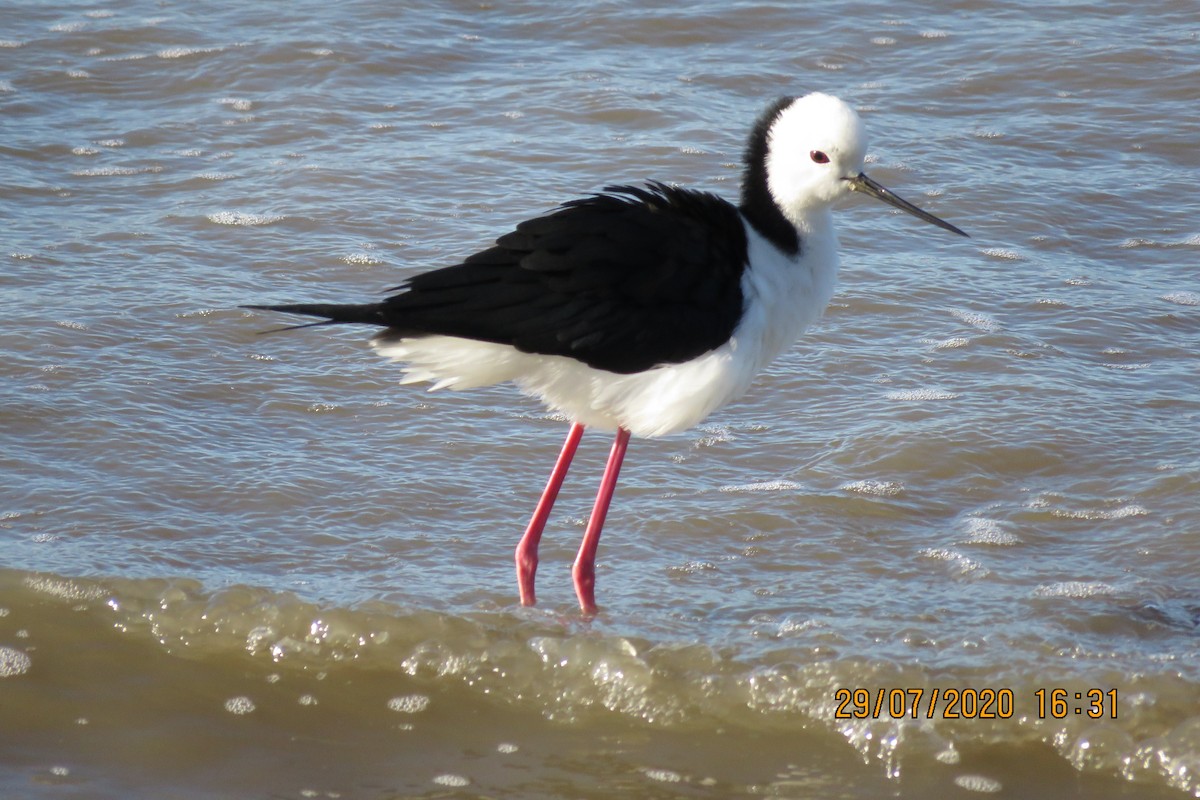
[515,422,585,606]
[571,426,630,615]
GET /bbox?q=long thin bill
[847,172,968,237]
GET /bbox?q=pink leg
[515,422,585,607]
[572,427,632,615]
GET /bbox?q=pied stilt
[244,92,966,614]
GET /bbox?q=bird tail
[241,302,388,331]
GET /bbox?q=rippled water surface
[3,1,1199,798]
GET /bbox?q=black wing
[376,182,749,374]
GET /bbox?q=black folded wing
[377,182,749,374]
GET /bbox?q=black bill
[847,172,968,237]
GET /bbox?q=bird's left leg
[572,427,631,615]
[515,422,585,606]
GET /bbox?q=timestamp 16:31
[1036,688,1119,719]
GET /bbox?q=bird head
[764,93,966,236]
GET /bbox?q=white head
[765,93,867,218]
[755,93,966,237]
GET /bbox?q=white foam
[341,252,384,265]
[961,517,1019,545]
[950,309,1001,332]
[936,748,961,764]
[885,388,959,401]
[669,560,717,575]
[1123,235,1200,248]
[1162,291,1200,306]
[306,403,338,413]
[23,576,105,601]
[955,774,1002,793]
[981,247,1023,261]
[207,211,285,226]
[643,768,683,783]
[224,696,255,714]
[1034,581,1116,598]
[925,336,970,350]
[921,548,989,577]
[1050,504,1148,521]
[387,694,430,713]
[719,480,800,493]
[73,166,163,177]
[0,647,32,677]
[841,479,904,497]
[157,46,222,59]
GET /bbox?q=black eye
[810,150,830,164]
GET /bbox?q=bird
[244,92,966,615]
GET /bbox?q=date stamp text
[832,687,1118,720]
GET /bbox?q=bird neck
[739,102,802,257]
[787,204,835,241]
[738,182,801,257]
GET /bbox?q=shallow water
[3,1,1199,797]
